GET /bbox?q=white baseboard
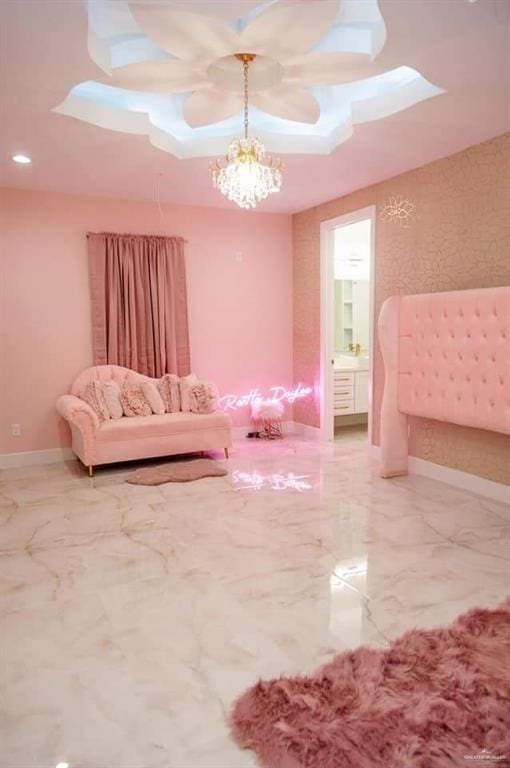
[371,445,509,504]
[408,456,510,504]
[0,447,75,469]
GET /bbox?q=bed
[378,286,510,478]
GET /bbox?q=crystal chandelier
[210,53,283,210]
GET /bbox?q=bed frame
[378,286,509,478]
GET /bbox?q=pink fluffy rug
[231,600,510,768]
[126,459,227,485]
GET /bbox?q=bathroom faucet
[348,343,362,356]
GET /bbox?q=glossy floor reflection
[334,423,368,443]
[1,436,509,768]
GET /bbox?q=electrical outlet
[11,423,21,436]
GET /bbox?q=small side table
[251,399,284,440]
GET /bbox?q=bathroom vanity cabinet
[333,368,369,415]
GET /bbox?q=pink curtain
[87,232,190,378]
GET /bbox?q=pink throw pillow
[141,381,165,415]
[189,382,218,414]
[81,381,110,423]
[158,373,181,413]
[180,373,198,412]
[120,386,152,417]
[102,380,123,420]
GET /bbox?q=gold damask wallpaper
[293,132,510,483]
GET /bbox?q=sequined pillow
[189,381,218,414]
[120,386,152,417]
[81,381,110,423]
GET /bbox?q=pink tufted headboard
[378,287,510,478]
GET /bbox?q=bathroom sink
[335,355,369,370]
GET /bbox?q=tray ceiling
[54,0,444,158]
[0,0,508,212]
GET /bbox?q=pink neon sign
[218,383,312,412]
[232,470,312,492]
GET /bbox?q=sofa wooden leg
[88,465,94,478]
[224,448,229,459]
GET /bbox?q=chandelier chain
[210,52,283,209]
[243,58,249,140]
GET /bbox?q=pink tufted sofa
[56,365,232,474]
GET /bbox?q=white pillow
[141,381,165,415]
[179,373,198,412]
[157,373,181,413]
[102,380,123,420]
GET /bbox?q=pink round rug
[126,459,227,485]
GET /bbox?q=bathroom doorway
[320,206,375,443]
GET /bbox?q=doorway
[320,206,375,443]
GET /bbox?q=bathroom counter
[334,354,369,372]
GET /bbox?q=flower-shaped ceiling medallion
[54,0,444,159]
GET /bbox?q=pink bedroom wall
[0,188,293,455]
[293,133,510,484]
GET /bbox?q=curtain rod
[86,232,188,243]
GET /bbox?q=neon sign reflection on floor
[232,470,312,492]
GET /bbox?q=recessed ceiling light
[12,154,31,164]
[55,762,70,768]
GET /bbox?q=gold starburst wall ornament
[380,196,416,228]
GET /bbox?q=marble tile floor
[333,424,368,444]
[0,436,509,768]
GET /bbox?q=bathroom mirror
[333,218,371,355]
[334,279,370,354]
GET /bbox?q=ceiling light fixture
[12,154,31,164]
[210,54,282,210]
